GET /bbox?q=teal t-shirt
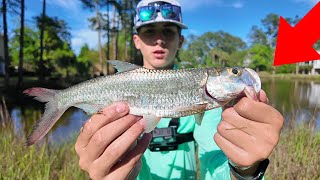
[137,108,231,180]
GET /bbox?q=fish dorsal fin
[108,60,141,73]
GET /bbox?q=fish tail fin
[24,88,66,146]
[23,87,58,102]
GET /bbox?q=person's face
[133,23,184,69]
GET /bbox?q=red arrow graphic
[274,2,320,66]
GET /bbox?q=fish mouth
[242,68,261,99]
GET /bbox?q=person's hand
[75,102,152,180]
[214,90,284,173]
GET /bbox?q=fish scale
[24,60,261,145]
[62,68,207,115]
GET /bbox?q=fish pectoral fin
[140,114,161,133]
[108,60,141,73]
[194,112,205,125]
[74,103,104,115]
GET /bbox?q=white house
[297,50,320,75]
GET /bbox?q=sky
[6,0,319,55]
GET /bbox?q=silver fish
[24,60,261,145]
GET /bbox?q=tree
[39,0,46,82]
[249,13,301,48]
[209,48,230,67]
[1,0,20,88]
[85,0,106,75]
[50,42,75,79]
[1,0,10,88]
[180,31,246,67]
[249,25,268,46]
[229,50,248,67]
[34,14,72,77]
[248,44,273,71]
[198,31,246,54]
[10,26,39,73]
[77,43,99,77]
[17,0,24,88]
[10,24,78,79]
[261,13,279,48]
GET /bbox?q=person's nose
[154,31,166,46]
[154,39,165,46]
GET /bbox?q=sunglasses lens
[139,7,155,21]
[161,5,180,20]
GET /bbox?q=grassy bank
[266,124,320,179]
[0,97,87,179]
[259,71,320,82]
[1,124,320,179]
[0,127,88,179]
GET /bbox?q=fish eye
[231,68,241,76]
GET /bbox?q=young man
[74,0,284,179]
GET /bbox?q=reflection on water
[46,109,88,145]
[11,109,23,137]
[10,106,88,145]
[300,82,320,107]
[3,78,320,145]
[263,78,320,131]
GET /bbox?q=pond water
[2,78,320,145]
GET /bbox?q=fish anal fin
[108,60,141,73]
[74,103,104,115]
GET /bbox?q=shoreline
[258,72,320,82]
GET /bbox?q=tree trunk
[112,5,118,60]
[130,0,135,63]
[124,29,128,60]
[2,0,10,88]
[296,64,299,74]
[39,0,46,83]
[106,0,110,74]
[17,0,25,89]
[95,2,103,75]
[122,0,128,60]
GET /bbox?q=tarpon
[24,60,261,145]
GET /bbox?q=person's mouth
[153,50,166,59]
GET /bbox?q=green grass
[265,124,320,180]
[2,123,320,179]
[0,126,88,179]
[0,97,88,179]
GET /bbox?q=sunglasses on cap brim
[137,3,182,22]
